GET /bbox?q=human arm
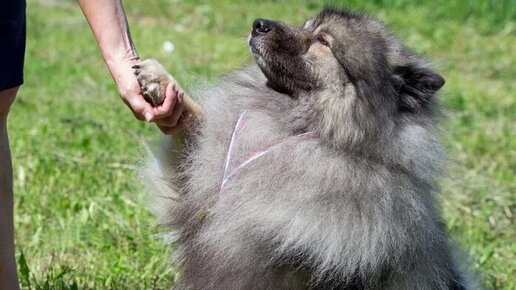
[77,0,188,132]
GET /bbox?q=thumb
[125,93,155,121]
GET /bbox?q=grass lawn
[11,0,514,289]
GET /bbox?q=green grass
[11,0,514,289]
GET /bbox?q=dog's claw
[133,59,171,106]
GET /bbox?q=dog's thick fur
[141,7,475,290]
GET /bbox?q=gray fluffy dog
[139,7,476,290]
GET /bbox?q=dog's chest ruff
[219,111,317,191]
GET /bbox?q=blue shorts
[0,0,26,91]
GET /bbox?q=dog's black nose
[253,18,272,35]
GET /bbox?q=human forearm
[78,0,191,132]
[78,0,138,65]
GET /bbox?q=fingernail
[144,112,153,122]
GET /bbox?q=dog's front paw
[133,59,172,106]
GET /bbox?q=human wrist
[104,50,139,88]
[104,49,139,70]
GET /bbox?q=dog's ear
[393,63,445,112]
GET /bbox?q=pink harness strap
[220,111,317,191]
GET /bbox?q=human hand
[131,58,201,134]
[109,59,190,134]
[152,82,193,135]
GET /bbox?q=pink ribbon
[220,111,316,191]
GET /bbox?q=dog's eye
[315,35,330,46]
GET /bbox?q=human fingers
[115,64,156,121]
[122,89,155,122]
[150,82,179,120]
[156,113,191,135]
[154,92,184,128]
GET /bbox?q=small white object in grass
[162,41,175,54]
[174,24,186,32]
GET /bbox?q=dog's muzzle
[252,18,273,36]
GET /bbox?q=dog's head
[249,7,445,149]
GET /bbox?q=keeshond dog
[139,7,476,290]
